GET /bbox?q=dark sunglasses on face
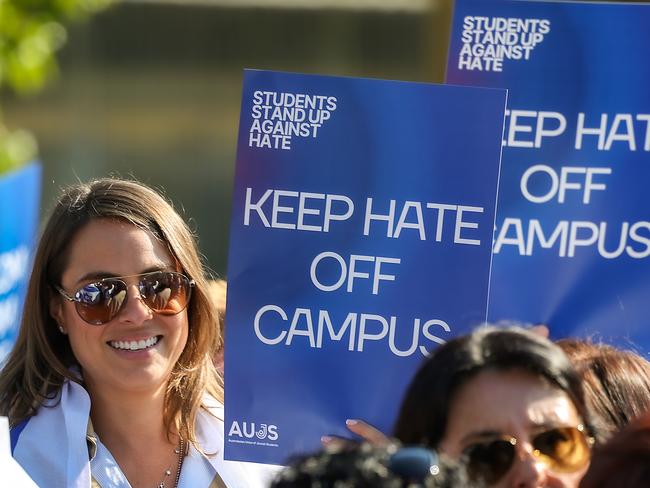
[462,424,594,485]
[55,271,195,325]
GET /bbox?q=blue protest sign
[0,163,42,361]
[447,0,650,350]
[224,70,506,464]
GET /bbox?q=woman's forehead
[61,219,175,285]
[447,369,580,436]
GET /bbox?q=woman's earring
[58,325,67,334]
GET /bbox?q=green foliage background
[0,0,111,174]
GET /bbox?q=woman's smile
[108,335,161,351]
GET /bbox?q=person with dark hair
[394,326,595,487]
[0,178,276,486]
[557,338,650,443]
[579,412,650,488]
[271,442,471,488]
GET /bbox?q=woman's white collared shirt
[12,380,280,487]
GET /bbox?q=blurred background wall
[2,0,453,276]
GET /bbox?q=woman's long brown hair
[0,178,223,452]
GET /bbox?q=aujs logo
[228,421,279,441]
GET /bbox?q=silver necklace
[157,438,184,488]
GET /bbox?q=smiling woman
[0,178,277,487]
